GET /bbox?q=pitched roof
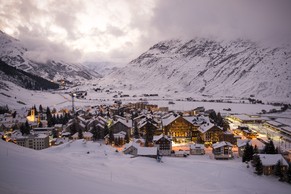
[153,134,171,142]
[258,154,288,166]
[198,123,215,133]
[162,113,178,126]
[212,141,233,149]
[137,147,157,156]
[190,143,205,149]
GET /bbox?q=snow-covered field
[0,140,290,194]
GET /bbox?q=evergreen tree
[52,129,58,138]
[38,121,43,128]
[33,105,38,115]
[255,156,263,175]
[20,123,25,135]
[145,120,154,147]
[46,107,53,127]
[286,164,291,184]
[70,120,77,136]
[12,111,17,118]
[125,132,130,143]
[209,110,217,123]
[24,120,30,135]
[133,121,139,139]
[109,129,114,144]
[91,125,100,141]
[39,104,43,113]
[103,124,109,138]
[275,160,284,181]
[217,112,223,126]
[254,145,259,154]
[264,140,276,154]
[78,128,83,139]
[242,142,253,162]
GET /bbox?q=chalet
[123,142,140,155]
[198,123,223,146]
[237,139,265,157]
[162,113,200,143]
[212,141,233,160]
[153,134,172,156]
[190,144,205,155]
[138,117,160,137]
[258,154,289,175]
[109,117,132,136]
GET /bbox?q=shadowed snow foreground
[0,140,290,194]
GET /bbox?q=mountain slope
[0,31,101,83]
[100,38,291,102]
[0,60,59,90]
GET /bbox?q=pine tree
[46,107,53,127]
[78,128,83,139]
[109,129,114,144]
[39,104,43,113]
[264,140,276,154]
[254,145,259,154]
[286,164,291,184]
[38,121,43,128]
[133,121,139,139]
[70,120,77,136]
[145,120,154,147]
[255,156,263,175]
[24,120,30,135]
[103,124,109,138]
[275,160,284,181]
[20,123,25,135]
[92,125,100,141]
[125,133,130,143]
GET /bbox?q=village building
[123,142,140,155]
[189,143,205,155]
[212,141,233,160]
[12,133,49,150]
[162,113,200,143]
[198,123,224,146]
[258,154,289,175]
[109,116,132,137]
[153,134,172,156]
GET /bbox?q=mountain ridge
[100,38,291,102]
[0,31,101,84]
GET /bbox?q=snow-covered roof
[190,143,205,149]
[198,123,215,133]
[162,113,178,126]
[123,142,140,150]
[83,132,93,138]
[212,141,233,149]
[153,134,171,142]
[258,154,288,166]
[237,139,251,148]
[232,114,263,121]
[265,120,285,127]
[137,147,157,156]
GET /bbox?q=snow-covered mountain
[100,38,291,102]
[0,31,101,83]
[83,61,125,77]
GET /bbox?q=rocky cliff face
[100,38,291,102]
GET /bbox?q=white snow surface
[1,139,290,194]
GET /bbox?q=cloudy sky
[1,0,291,64]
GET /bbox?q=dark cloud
[0,0,291,64]
[150,0,291,42]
